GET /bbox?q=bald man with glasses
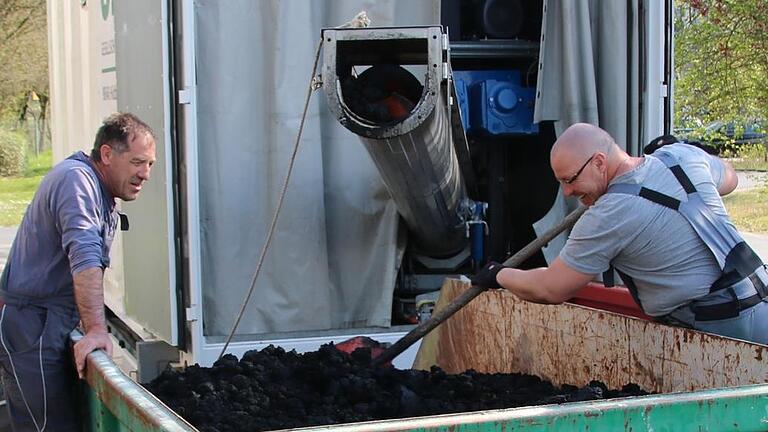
[472,122,768,345]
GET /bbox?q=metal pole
[372,205,587,367]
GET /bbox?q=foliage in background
[0,128,26,176]
[24,144,50,176]
[0,0,49,153]
[725,143,768,171]
[0,0,48,112]
[0,149,49,226]
[674,0,768,134]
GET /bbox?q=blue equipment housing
[453,70,538,136]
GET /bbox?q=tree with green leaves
[0,0,48,154]
[674,0,768,140]
[0,0,47,118]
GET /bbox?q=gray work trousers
[694,300,768,345]
[0,303,81,432]
[665,266,768,345]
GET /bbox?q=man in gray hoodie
[0,113,156,431]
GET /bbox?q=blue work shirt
[3,151,118,303]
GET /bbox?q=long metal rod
[372,205,587,367]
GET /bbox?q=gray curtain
[194,0,438,336]
[534,0,642,152]
[532,0,643,262]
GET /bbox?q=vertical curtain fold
[194,0,437,336]
[532,0,643,263]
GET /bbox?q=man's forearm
[496,258,595,304]
[498,267,563,304]
[73,267,108,334]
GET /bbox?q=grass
[25,149,52,177]
[731,158,768,171]
[0,149,52,226]
[717,143,768,233]
[724,185,768,234]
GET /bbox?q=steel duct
[322,26,470,257]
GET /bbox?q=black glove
[471,261,507,289]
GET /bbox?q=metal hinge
[178,88,194,105]
[185,306,198,322]
[311,74,323,91]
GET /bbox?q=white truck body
[47,0,672,378]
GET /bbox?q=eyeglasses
[562,154,595,185]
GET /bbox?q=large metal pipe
[322,26,471,257]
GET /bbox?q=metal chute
[322,26,473,257]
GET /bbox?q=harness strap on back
[601,268,615,287]
[614,268,644,311]
[608,183,681,210]
[605,149,765,321]
[668,164,696,194]
[608,152,762,288]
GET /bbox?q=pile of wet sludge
[146,343,648,432]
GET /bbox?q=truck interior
[70,0,672,371]
[321,4,557,327]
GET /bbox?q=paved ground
[0,227,16,274]
[733,171,768,260]
[736,170,768,191]
[741,232,768,262]
[0,228,14,431]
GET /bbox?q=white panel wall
[46,0,127,327]
[47,0,117,160]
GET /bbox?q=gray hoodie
[2,151,117,304]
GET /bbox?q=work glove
[471,261,507,289]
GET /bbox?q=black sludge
[145,343,647,432]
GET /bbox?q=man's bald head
[549,123,630,205]
[551,123,616,163]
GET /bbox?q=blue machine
[453,70,538,136]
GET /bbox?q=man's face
[101,133,156,201]
[552,152,604,206]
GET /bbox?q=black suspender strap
[668,164,697,194]
[614,268,644,311]
[748,270,768,298]
[638,188,681,210]
[602,267,615,287]
[606,184,682,211]
[691,292,764,321]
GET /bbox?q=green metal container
[79,279,768,431]
[82,356,768,432]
